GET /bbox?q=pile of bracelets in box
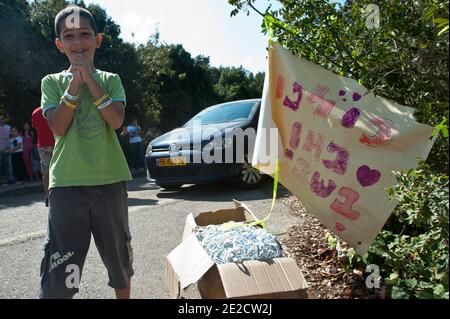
[195,223,284,264]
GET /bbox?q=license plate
[158,157,187,167]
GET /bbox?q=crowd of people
[1,112,146,186]
[1,111,45,185]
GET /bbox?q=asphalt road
[0,176,299,299]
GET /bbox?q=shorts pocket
[40,240,51,282]
[124,230,134,273]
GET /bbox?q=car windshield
[183,101,258,127]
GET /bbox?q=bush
[360,162,449,299]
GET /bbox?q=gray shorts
[39,182,134,299]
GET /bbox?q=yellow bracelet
[94,93,109,106]
[61,98,77,110]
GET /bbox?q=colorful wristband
[94,94,109,106]
[62,98,77,110]
[97,98,113,110]
[64,91,79,101]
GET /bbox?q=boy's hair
[54,5,97,38]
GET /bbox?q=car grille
[152,144,194,153]
[152,146,170,152]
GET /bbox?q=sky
[84,0,273,74]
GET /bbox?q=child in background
[9,127,27,183]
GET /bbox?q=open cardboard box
[165,200,308,299]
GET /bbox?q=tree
[0,0,264,140]
[0,0,60,124]
[138,42,219,132]
[214,66,257,102]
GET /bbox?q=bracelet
[97,97,113,110]
[64,91,79,101]
[61,98,77,110]
[94,93,109,106]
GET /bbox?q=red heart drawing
[357,165,381,187]
[335,222,346,232]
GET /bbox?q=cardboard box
[165,200,308,299]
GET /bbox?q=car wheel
[157,182,183,190]
[236,155,264,188]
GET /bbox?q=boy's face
[55,17,102,65]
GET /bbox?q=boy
[39,5,133,299]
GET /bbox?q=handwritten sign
[253,43,436,255]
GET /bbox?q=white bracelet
[97,98,113,110]
[64,91,79,101]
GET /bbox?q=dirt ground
[280,194,389,299]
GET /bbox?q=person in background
[22,123,34,181]
[32,144,42,182]
[0,115,14,184]
[127,118,145,172]
[119,125,132,168]
[9,127,27,183]
[32,106,55,206]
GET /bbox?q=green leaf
[438,25,449,36]
[391,286,410,299]
[417,290,435,299]
[385,273,399,285]
[325,232,338,250]
[347,248,356,265]
[433,284,446,298]
[405,278,418,288]
[432,118,449,138]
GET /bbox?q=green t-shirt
[41,69,132,188]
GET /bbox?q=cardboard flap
[216,257,308,298]
[165,257,181,299]
[233,199,259,221]
[193,208,250,226]
[182,213,197,241]
[166,233,214,289]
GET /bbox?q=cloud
[119,12,158,43]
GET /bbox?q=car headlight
[146,144,153,156]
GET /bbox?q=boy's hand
[70,69,84,91]
[72,53,93,82]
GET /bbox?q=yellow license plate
[158,157,187,167]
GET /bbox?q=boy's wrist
[83,71,97,86]
[68,80,81,95]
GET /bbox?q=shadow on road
[0,193,46,210]
[127,197,158,207]
[0,176,294,210]
[156,178,292,203]
[126,178,159,192]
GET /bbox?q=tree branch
[245,0,358,78]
